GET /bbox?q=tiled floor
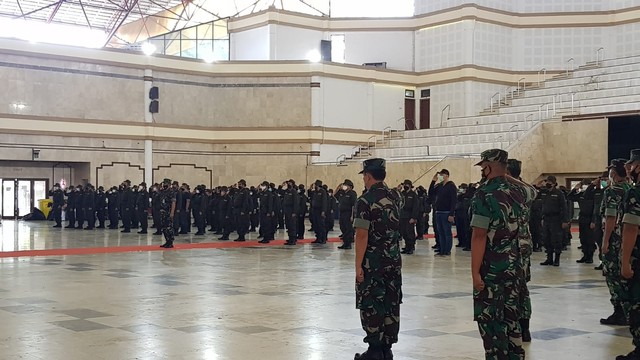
[0,220,633,359]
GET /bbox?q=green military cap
[162,178,171,184]
[359,158,386,174]
[475,149,508,166]
[626,149,640,164]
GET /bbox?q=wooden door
[404,98,416,130]
[420,98,431,129]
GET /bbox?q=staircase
[343,53,640,163]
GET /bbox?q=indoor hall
[0,221,630,360]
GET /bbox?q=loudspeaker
[149,100,159,113]
[149,86,159,100]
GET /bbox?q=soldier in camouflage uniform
[470,149,537,360]
[506,158,534,343]
[619,149,640,360]
[601,159,632,326]
[159,178,177,248]
[353,158,403,360]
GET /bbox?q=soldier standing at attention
[233,179,252,242]
[136,183,149,234]
[95,186,107,229]
[592,172,608,270]
[399,180,420,255]
[258,181,275,244]
[192,185,207,236]
[601,159,632,326]
[470,149,536,360]
[506,158,536,343]
[567,179,597,264]
[311,180,329,244]
[338,179,358,250]
[151,185,162,235]
[539,176,570,266]
[158,179,177,248]
[282,179,300,245]
[297,185,308,240]
[120,180,133,233]
[619,149,640,360]
[353,158,402,360]
[83,184,96,230]
[107,186,119,229]
[218,186,232,240]
[65,185,76,229]
[172,181,182,235]
[49,183,64,228]
[75,185,85,229]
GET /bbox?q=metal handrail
[394,116,406,130]
[336,153,347,165]
[517,77,526,96]
[538,104,547,121]
[367,135,377,152]
[525,113,534,127]
[538,68,547,86]
[508,124,519,144]
[441,104,451,126]
[413,154,469,184]
[382,126,392,140]
[490,92,501,112]
[506,120,543,153]
[504,86,513,101]
[403,119,417,131]
[495,135,504,149]
[566,58,574,75]
[595,47,605,66]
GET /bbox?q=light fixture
[141,42,156,56]
[11,103,26,110]
[307,50,321,63]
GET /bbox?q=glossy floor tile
[0,220,633,359]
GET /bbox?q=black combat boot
[354,346,384,360]
[616,349,640,360]
[576,256,587,263]
[553,253,560,266]
[382,345,393,360]
[601,305,628,325]
[520,318,531,342]
[540,253,553,266]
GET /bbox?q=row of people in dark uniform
[48,178,368,249]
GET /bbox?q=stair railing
[595,47,605,66]
[508,124,519,144]
[394,116,407,130]
[441,104,451,126]
[336,153,347,165]
[566,58,574,75]
[413,154,470,184]
[537,68,547,86]
[490,92,501,112]
[382,126,393,142]
[525,113,534,128]
[366,135,377,154]
[517,78,526,96]
[495,135,504,149]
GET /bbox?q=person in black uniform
[95,186,107,229]
[311,180,329,244]
[83,184,96,230]
[258,181,275,244]
[192,185,207,236]
[326,188,338,233]
[455,184,473,250]
[530,189,544,252]
[65,185,76,229]
[539,175,570,266]
[171,181,182,235]
[276,184,285,230]
[107,186,119,229]
[121,180,134,233]
[233,179,252,242]
[131,185,140,229]
[49,183,64,228]
[560,185,573,250]
[159,178,177,248]
[249,186,259,232]
[592,172,608,270]
[399,179,420,255]
[75,185,85,229]
[218,186,232,240]
[136,182,149,234]
[337,179,358,249]
[297,184,308,240]
[308,184,316,232]
[151,185,162,235]
[567,178,597,264]
[415,186,429,240]
[282,179,300,245]
[177,184,190,235]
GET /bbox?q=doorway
[1,179,49,219]
[420,98,431,129]
[404,98,416,130]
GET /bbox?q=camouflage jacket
[159,188,177,212]
[353,182,402,271]
[470,176,536,283]
[621,184,640,261]
[602,181,632,236]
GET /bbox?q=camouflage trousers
[619,259,640,348]
[520,254,532,320]
[356,267,402,346]
[160,210,175,244]
[474,280,525,360]
[603,234,630,316]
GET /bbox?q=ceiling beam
[47,0,66,23]
[103,0,139,47]
[13,1,61,20]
